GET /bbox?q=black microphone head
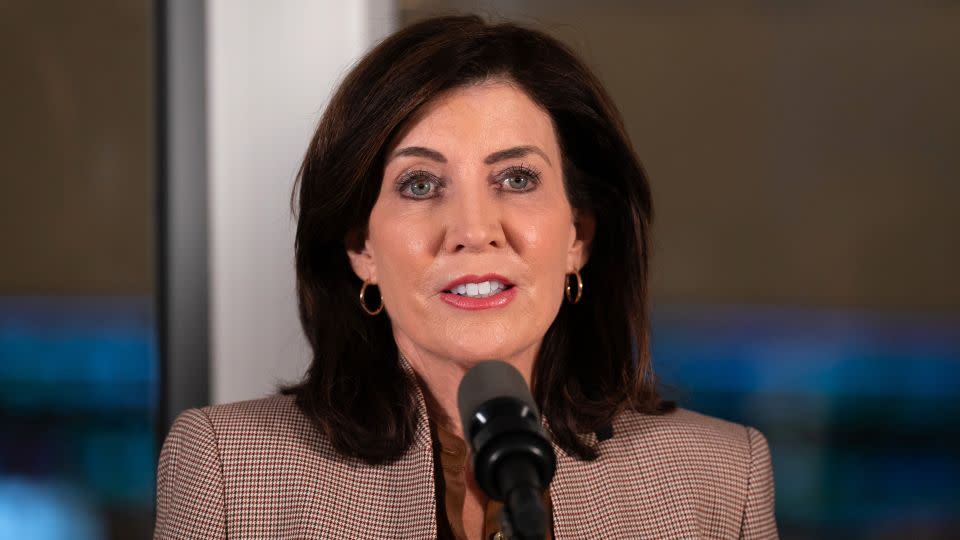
[457,360,539,433]
[457,360,556,538]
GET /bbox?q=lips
[439,273,517,310]
[442,274,515,295]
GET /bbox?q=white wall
[207,0,395,404]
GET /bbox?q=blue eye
[398,172,441,199]
[498,166,540,192]
[409,179,434,197]
[502,175,530,190]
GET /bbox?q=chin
[441,347,505,363]
[439,337,530,364]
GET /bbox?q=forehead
[389,81,560,159]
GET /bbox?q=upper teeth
[451,280,507,298]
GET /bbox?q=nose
[442,189,506,253]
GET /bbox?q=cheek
[368,206,437,307]
[379,232,430,263]
[511,206,574,269]
[507,209,575,311]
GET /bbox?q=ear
[345,228,378,283]
[567,208,596,272]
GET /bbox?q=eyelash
[395,165,542,199]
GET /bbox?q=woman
[155,15,778,539]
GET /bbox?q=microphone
[457,361,556,540]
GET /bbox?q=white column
[207,0,395,404]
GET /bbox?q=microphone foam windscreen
[457,360,539,432]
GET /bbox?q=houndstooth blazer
[155,387,778,539]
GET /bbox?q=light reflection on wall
[0,479,102,540]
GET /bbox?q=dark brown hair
[284,14,674,464]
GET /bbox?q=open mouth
[444,279,515,299]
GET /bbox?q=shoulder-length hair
[284,14,674,464]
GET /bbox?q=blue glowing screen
[0,297,157,540]
[652,304,960,538]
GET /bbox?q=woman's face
[349,81,591,370]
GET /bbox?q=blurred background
[0,0,957,538]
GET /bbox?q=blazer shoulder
[198,394,327,455]
[616,406,758,454]
[201,394,310,431]
[156,408,228,538]
[609,407,778,538]
[609,407,766,503]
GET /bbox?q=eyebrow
[390,146,447,163]
[483,145,552,166]
[389,145,552,166]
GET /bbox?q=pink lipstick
[440,274,517,311]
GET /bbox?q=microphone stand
[497,488,548,540]
[494,453,549,540]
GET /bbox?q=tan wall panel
[0,0,154,295]
[402,1,960,311]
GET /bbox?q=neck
[394,333,537,439]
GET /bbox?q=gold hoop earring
[565,270,583,304]
[359,280,384,316]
